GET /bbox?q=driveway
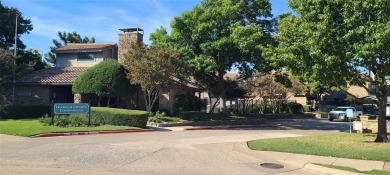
[0,119,349,175]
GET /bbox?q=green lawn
[248,133,390,161]
[0,119,141,137]
[313,163,390,175]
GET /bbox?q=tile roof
[224,72,239,80]
[52,43,117,53]
[17,67,89,85]
[171,76,201,90]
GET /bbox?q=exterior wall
[287,94,306,105]
[347,85,368,98]
[159,86,202,114]
[12,85,51,105]
[118,32,143,64]
[56,49,115,67]
[159,87,187,114]
[355,116,390,133]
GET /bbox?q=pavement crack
[331,157,338,166]
[108,147,166,171]
[62,168,82,175]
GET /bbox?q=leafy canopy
[263,0,390,142]
[150,0,277,112]
[72,59,131,97]
[0,2,33,51]
[123,43,188,112]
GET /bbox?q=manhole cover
[260,163,284,169]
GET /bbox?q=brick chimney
[118,27,143,64]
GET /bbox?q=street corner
[31,129,153,138]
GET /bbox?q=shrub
[1,105,51,119]
[281,102,303,114]
[303,105,312,112]
[148,111,181,123]
[228,104,272,114]
[179,111,223,121]
[90,107,148,127]
[39,107,148,128]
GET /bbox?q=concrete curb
[31,129,153,138]
[304,163,363,175]
[184,124,282,130]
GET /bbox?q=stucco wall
[356,116,390,133]
[287,95,306,105]
[56,49,116,67]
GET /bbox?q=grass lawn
[248,133,390,161]
[0,119,141,137]
[314,163,390,175]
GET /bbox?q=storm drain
[260,163,284,169]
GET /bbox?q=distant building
[11,28,203,113]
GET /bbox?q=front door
[51,85,73,103]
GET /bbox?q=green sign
[54,103,90,114]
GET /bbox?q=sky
[3,0,292,54]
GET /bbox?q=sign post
[346,109,353,133]
[53,103,91,126]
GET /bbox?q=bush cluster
[40,107,148,127]
[148,111,181,123]
[229,102,304,115]
[280,102,303,114]
[302,105,312,112]
[228,104,272,114]
[1,105,51,119]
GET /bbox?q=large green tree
[150,0,276,113]
[0,49,34,105]
[264,0,390,142]
[46,31,95,64]
[123,43,188,113]
[0,1,33,52]
[73,59,132,107]
[0,2,47,71]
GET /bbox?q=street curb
[184,124,282,130]
[31,129,154,138]
[304,163,363,175]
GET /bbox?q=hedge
[280,102,303,114]
[40,107,148,128]
[0,105,51,119]
[303,105,312,112]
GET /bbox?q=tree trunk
[106,97,111,107]
[143,92,150,112]
[375,91,388,142]
[220,91,227,114]
[209,97,220,113]
[98,96,102,107]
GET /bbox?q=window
[369,83,377,95]
[77,54,95,61]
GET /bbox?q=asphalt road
[0,119,350,175]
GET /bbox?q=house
[12,27,204,113]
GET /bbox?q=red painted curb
[33,129,153,138]
[184,124,282,130]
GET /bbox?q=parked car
[328,107,363,121]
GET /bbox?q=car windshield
[335,108,352,111]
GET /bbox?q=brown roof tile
[17,67,89,85]
[52,43,117,53]
[224,72,239,80]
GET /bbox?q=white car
[328,107,362,121]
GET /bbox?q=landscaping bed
[0,119,141,137]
